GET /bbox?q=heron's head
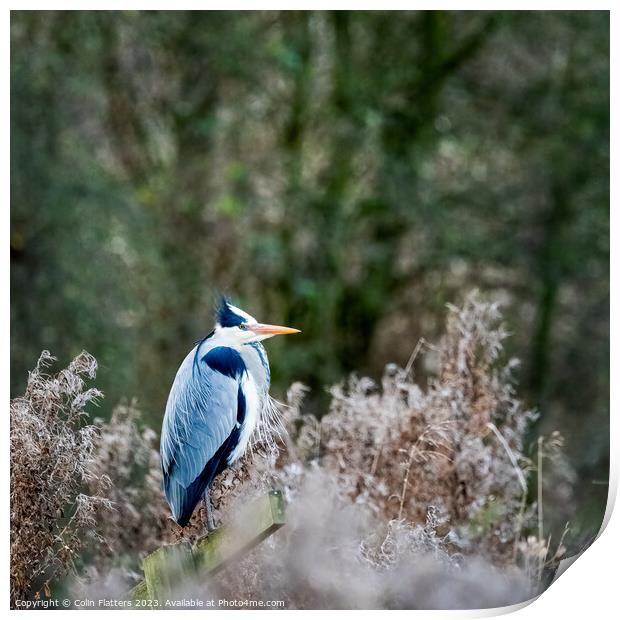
[214,298,301,345]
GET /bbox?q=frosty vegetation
[10,293,573,609]
[10,351,110,602]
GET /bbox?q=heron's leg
[202,487,216,533]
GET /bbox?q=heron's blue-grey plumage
[160,300,272,526]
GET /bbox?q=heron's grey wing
[160,350,239,489]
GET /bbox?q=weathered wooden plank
[129,578,148,600]
[143,541,195,599]
[128,490,286,601]
[194,489,286,576]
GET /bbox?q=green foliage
[11,11,608,537]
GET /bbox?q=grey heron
[160,297,300,531]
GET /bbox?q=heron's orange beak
[251,323,301,336]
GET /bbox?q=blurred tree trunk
[282,11,311,196]
[526,37,589,413]
[100,14,151,181]
[276,10,313,349]
[528,183,568,404]
[338,12,499,370]
[11,12,66,373]
[99,13,223,407]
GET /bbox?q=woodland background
[11,11,609,549]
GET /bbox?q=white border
[4,5,614,618]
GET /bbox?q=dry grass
[204,292,568,606]
[311,293,538,562]
[10,351,110,605]
[11,292,574,608]
[84,400,173,579]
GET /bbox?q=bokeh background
[11,11,609,538]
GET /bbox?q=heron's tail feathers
[163,430,240,527]
[164,476,205,527]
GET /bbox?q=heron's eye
[239,323,248,331]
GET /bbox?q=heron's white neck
[227,372,260,464]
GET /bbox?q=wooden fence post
[129,490,286,601]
